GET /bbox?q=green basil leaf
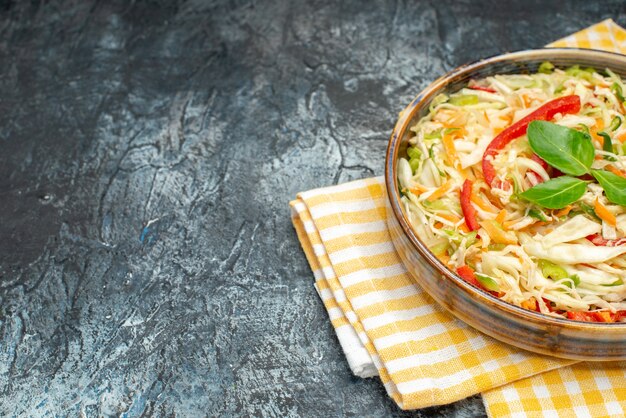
[519,176,587,209]
[591,169,626,206]
[527,121,594,176]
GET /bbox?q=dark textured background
[1,1,625,416]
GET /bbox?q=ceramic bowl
[385,48,626,360]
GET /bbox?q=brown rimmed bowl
[385,48,626,360]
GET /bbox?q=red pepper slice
[456,265,481,288]
[567,311,617,322]
[586,234,626,247]
[460,179,480,231]
[531,153,550,172]
[469,85,497,93]
[482,95,581,187]
[566,311,595,322]
[527,153,551,185]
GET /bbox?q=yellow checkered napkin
[291,177,573,410]
[291,19,626,416]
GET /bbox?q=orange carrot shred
[594,198,616,226]
[495,209,507,224]
[427,180,452,202]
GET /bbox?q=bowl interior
[385,48,626,331]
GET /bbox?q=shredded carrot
[410,184,428,195]
[479,220,518,245]
[470,192,497,213]
[438,213,461,223]
[482,187,504,209]
[521,297,537,311]
[439,254,451,265]
[498,112,513,126]
[590,118,606,144]
[595,117,605,131]
[427,180,452,202]
[434,221,444,229]
[554,205,573,218]
[616,130,626,142]
[503,220,517,229]
[495,209,507,224]
[594,198,616,226]
[437,212,470,233]
[441,133,458,167]
[606,165,626,178]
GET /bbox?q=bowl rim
[385,47,626,331]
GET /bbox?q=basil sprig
[527,121,594,176]
[519,176,587,209]
[514,120,626,209]
[518,121,594,209]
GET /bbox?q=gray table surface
[1,1,625,416]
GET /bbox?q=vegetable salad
[398,64,626,322]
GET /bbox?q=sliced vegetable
[460,180,480,231]
[541,215,601,247]
[469,85,497,93]
[427,180,452,202]
[565,65,595,81]
[424,129,443,140]
[519,176,587,209]
[456,265,481,288]
[586,234,626,247]
[598,132,616,161]
[528,208,549,222]
[594,198,617,226]
[407,146,422,159]
[441,132,458,167]
[538,61,554,74]
[527,121,594,176]
[567,311,616,323]
[479,220,518,245]
[449,94,479,106]
[539,259,568,280]
[578,202,601,220]
[430,242,449,256]
[475,273,500,292]
[606,165,626,178]
[443,229,477,246]
[482,95,581,187]
[612,82,625,103]
[608,116,622,132]
[495,209,507,224]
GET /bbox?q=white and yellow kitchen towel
[290,19,626,416]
